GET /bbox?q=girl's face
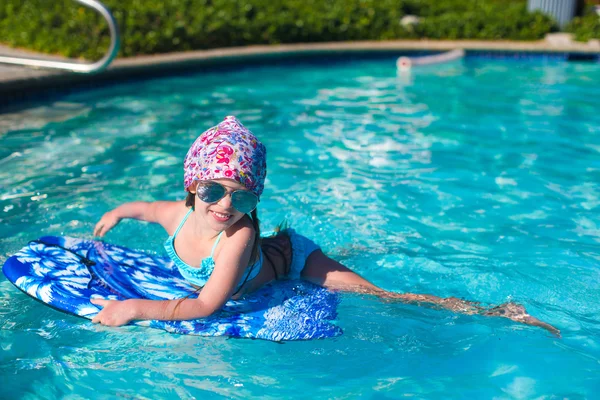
[191,179,250,232]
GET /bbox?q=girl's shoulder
[219,214,255,245]
[213,215,257,263]
[230,214,255,235]
[151,200,189,235]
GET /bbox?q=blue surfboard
[2,236,341,341]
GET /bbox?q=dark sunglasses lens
[231,191,258,214]
[196,182,225,203]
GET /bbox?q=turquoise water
[1,55,600,398]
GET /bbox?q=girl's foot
[483,302,561,337]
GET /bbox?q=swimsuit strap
[210,231,225,257]
[172,208,223,258]
[172,208,194,239]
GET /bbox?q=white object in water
[396,49,465,71]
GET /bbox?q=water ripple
[1,57,600,397]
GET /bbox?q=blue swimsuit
[164,208,263,292]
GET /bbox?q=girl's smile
[210,210,232,222]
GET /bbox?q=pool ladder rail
[0,0,119,74]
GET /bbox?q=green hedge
[0,0,557,60]
[567,6,600,41]
[412,2,556,40]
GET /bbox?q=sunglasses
[195,181,259,214]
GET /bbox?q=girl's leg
[300,250,382,292]
[301,250,560,336]
[301,250,460,304]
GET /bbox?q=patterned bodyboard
[2,236,341,341]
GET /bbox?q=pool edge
[1,39,599,109]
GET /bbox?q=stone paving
[1,39,599,98]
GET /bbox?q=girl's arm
[91,220,256,325]
[93,201,178,237]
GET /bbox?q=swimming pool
[1,53,599,397]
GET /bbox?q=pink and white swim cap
[183,116,267,198]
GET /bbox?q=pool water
[1,55,600,398]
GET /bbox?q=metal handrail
[0,0,119,73]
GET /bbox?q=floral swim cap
[184,116,267,198]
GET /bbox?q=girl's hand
[94,212,121,237]
[91,298,137,327]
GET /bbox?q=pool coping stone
[1,39,599,106]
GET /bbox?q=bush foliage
[567,5,600,41]
[0,0,560,60]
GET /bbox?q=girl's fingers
[91,298,107,307]
[91,299,107,324]
[94,221,113,237]
[93,222,104,237]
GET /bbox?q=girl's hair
[185,191,261,264]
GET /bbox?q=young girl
[91,116,559,336]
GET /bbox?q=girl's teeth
[213,212,230,219]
